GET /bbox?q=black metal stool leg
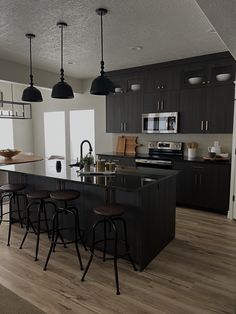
[119,217,137,271]
[43,201,50,239]
[0,194,4,224]
[53,213,59,252]
[19,202,32,249]
[16,193,23,228]
[81,220,99,282]
[71,206,87,251]
[44,213,57,271]
[109,219,120,295]
[35,201,42,261]
[103,219,107,262]
[74,211,83,270]
[7,195,14,246]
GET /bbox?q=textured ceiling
[196,0,236,61]
[0,0,227,79]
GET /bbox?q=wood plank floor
[0,207,236,314]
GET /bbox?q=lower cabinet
[173,161,231,213]
[97,155,136,167]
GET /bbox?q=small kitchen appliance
[142,112,178,134]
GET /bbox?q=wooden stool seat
[94,204,124,217]
[27,190,51,200]
[50,190,80,201]
[0,184,26,192]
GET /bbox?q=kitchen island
[0,160,177,270]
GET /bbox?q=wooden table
[0,154,43,165]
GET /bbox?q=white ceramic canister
[188,148,197,159]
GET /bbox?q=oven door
[135,159,173,169]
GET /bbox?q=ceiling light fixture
[22,34,43,102]
[51,22,74,99]
[130,46,143,51]
[90,8,115,96]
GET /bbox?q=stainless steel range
[135,141,183,169]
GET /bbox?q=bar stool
[43,190,86,271]
[81,203,137,295]
[19,190,56,261]
[0,184,27,246]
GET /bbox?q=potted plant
[81,153,94,172]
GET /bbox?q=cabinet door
[123,91,142,133]
[106,94,122,133]
[161,90,179,112]
[144,67,180,93]
[206,84,234,133]
[200,164,230,212]
[179,88,206,133]
[172,162,194,204]
[143,92,161,113]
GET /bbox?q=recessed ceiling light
[130,46,143,51]
[208,28,216,33]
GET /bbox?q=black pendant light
[90,8,115,95]
[22,34,43,102]
[51,22,74,99]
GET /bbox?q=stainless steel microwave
[142,112,178,133]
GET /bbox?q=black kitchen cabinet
[144,67,180,92]
[143,90,179,113]
[179,84,234,133]
[173,161,231,213]
[106,73,143,133]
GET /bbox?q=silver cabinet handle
[124,122,127,131]
[205,120,208,131]
[200,120,204,131]
[120,122,123,131]
[161,100,164,111]
[199,174,202,185]
[157,101,160,111]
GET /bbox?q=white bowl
[216,73,231,81]
[188,77,203,85]
[219,153,229,158]
[115,87,122,93]
[130,84,141,91]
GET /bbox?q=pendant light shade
[90,8,114,95]
[51,22,74,99]
[22,34,43,102]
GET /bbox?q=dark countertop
[0,160,177,192]
[98,152,231,164]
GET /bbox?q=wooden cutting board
[116,136,126,154]
[125,136,138,154]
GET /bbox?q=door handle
[205,120,208,131]
[199,174,202,185]
[200,120,204,131]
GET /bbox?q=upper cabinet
[106,52,236,134]
[106,72,143,133]
[144,67,180,92]
[182,59,235,88]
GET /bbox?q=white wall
[32,79,113,160]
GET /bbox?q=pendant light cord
[100,11,104,76]
[60,24,65,82]
[29,36,34,86]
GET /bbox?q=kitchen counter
[0,160,177,270]
[98,152,231,164]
